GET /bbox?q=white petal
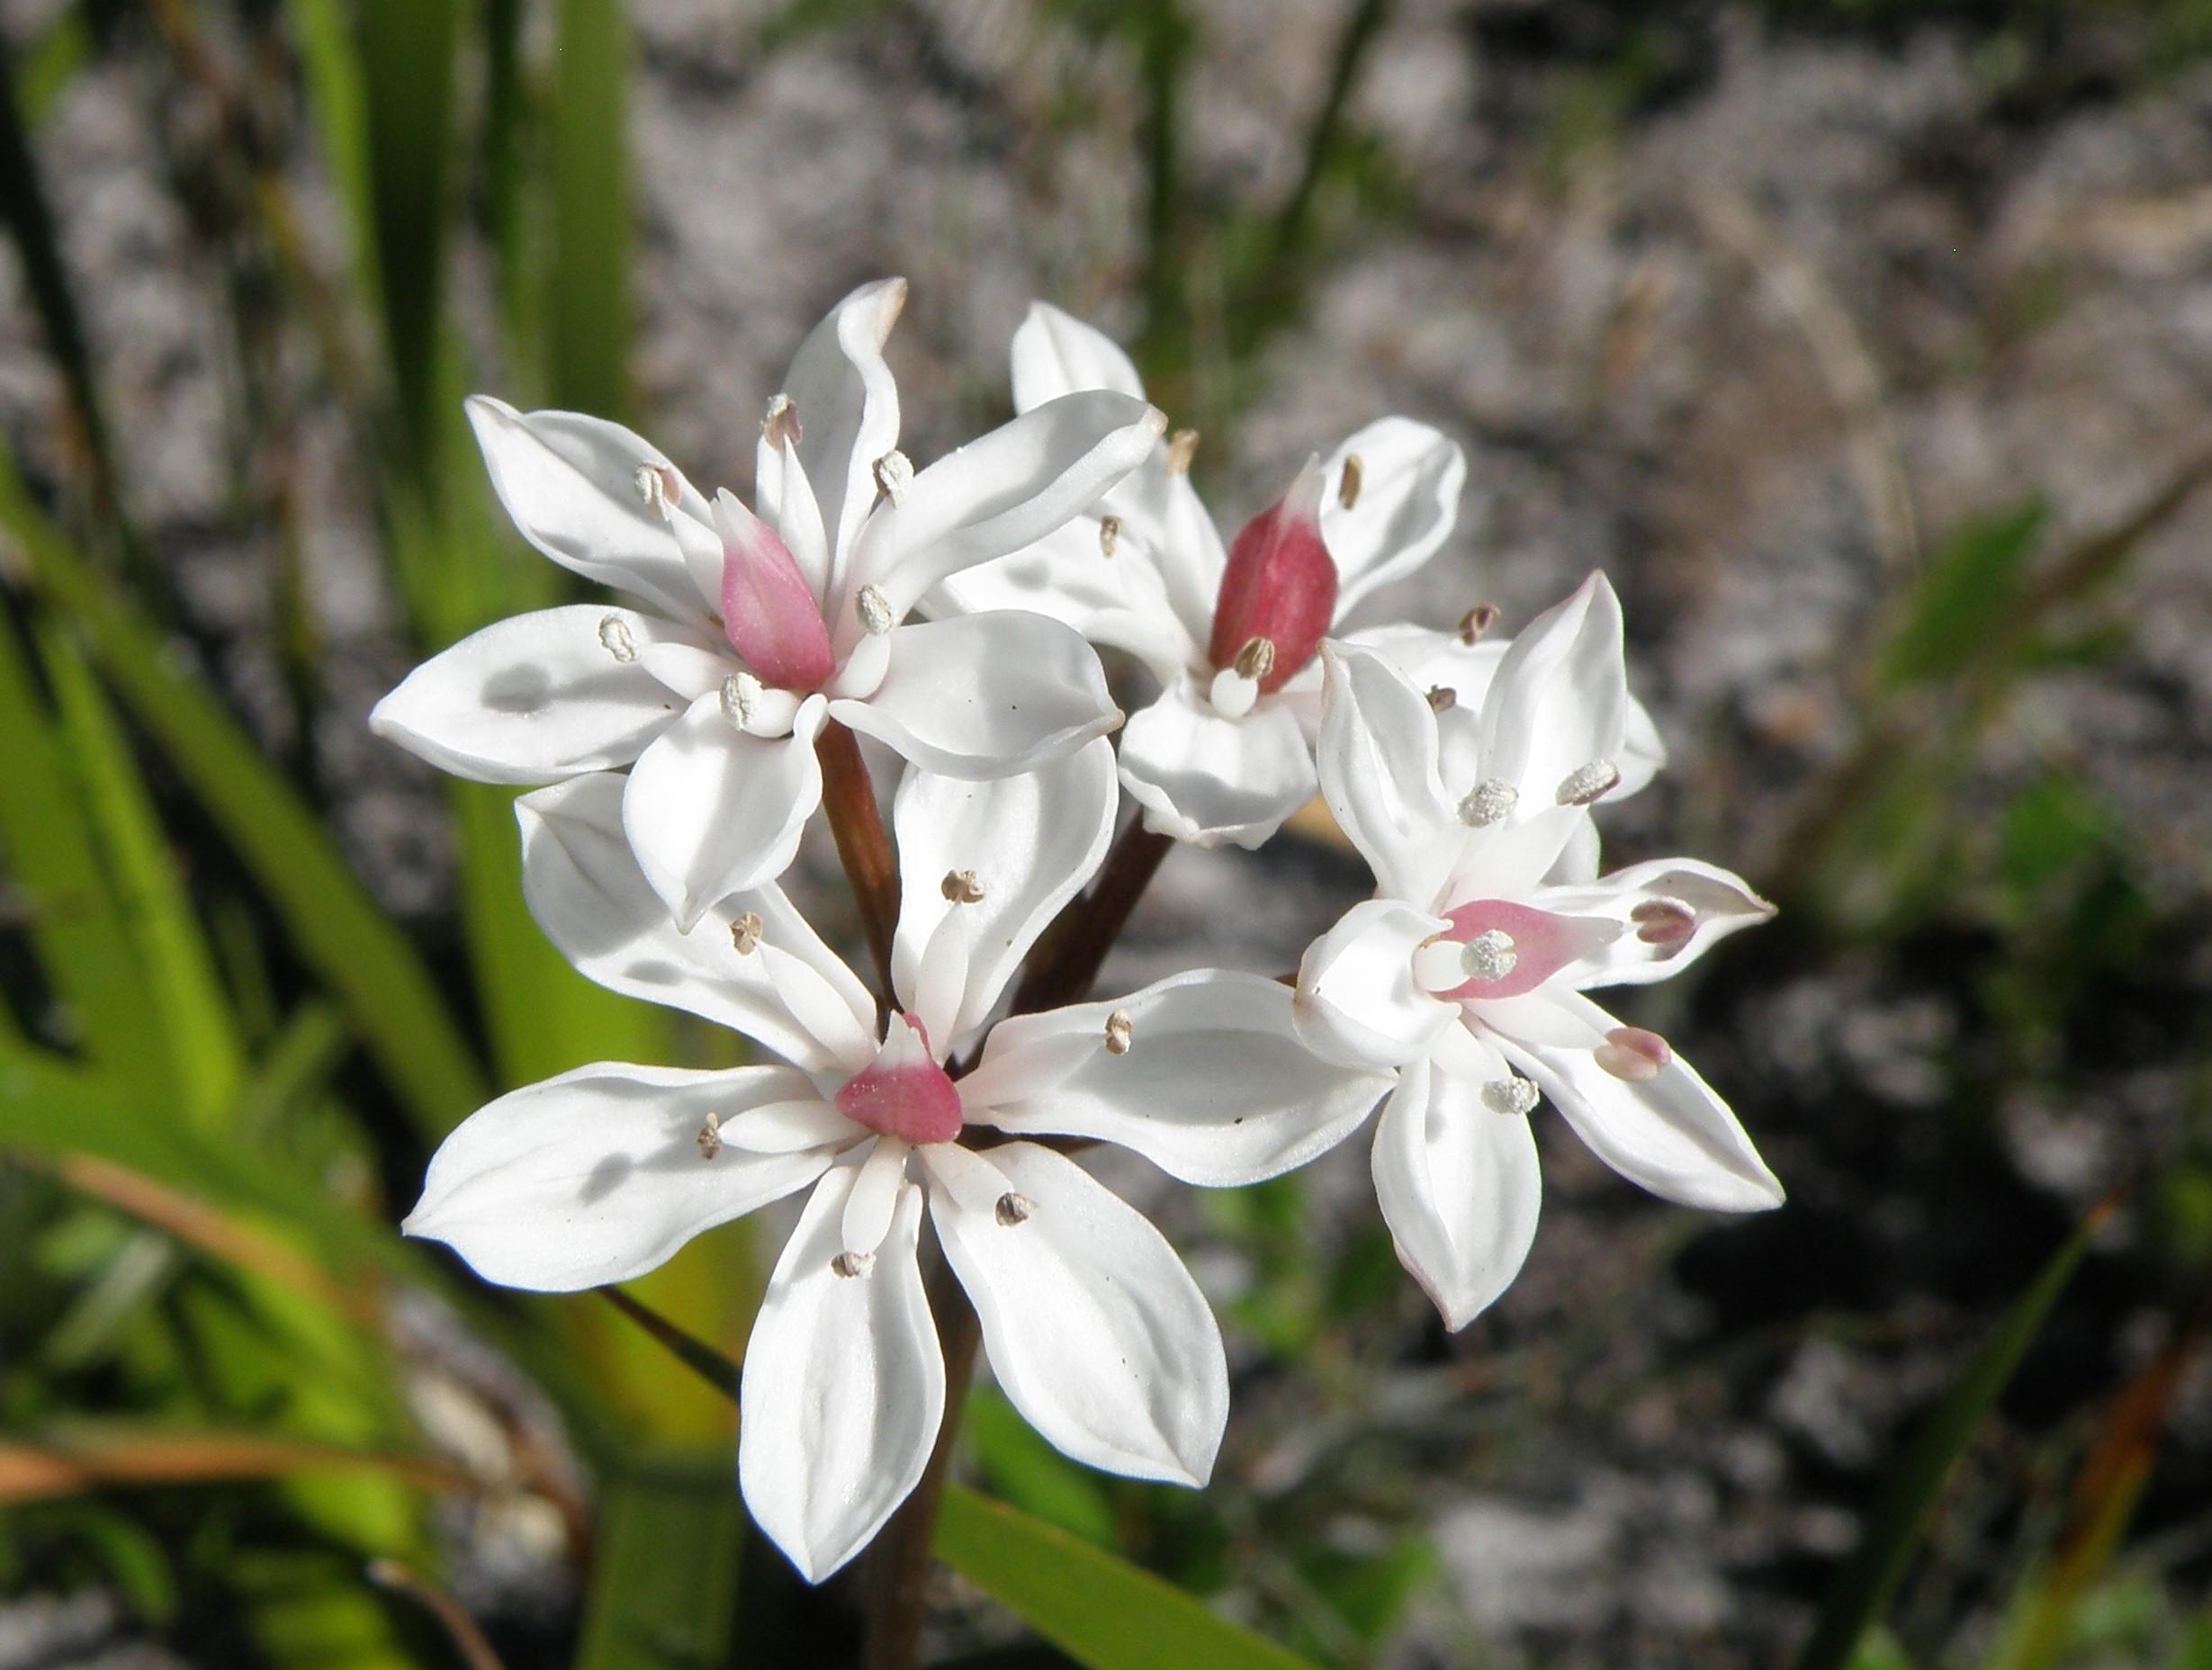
[1370,1051,1542,1331]
[740,1169,941,1584]
[967,971,1389,1187]
[517,773,872,1075]
[1315,642,1461,903]
[847,391,1165,620]
[755,434,832,602]
[1118,677,1317,849]
[831,614,1119,779]
[889,738,1117,1039]
[779,278,906,579]
[925,1142,1226,1486]
[1293,899,1457,1071]
[1538,857,1776,988]
[464,397,713,623]
[1319,418,1467,614]
[622,693,829,929]
[403,1063,835,1290]
[1478,573,1630,802]
[841,1137,911,1258]
[1010,301,1146,410]
[370,606,703,784]
[1483,991,1784,1212]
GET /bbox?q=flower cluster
[373,280,1782,1583]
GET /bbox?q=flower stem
[815,720,900,1003]
[1012,818,1173,1013]
[863,1252,981,1670]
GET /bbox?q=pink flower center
[1434,899,1596,1001]
[1207,461,1336,693]
[719,499,835,692]
[834,1012,964,1146]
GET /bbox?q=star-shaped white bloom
[930,302,1471,849]
[371,280,1164,927]
[403,741,1390,1581]
[1292,574,1783,1331]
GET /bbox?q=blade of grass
[1793,1190,2118,1670]
[546,0,632,420]
[0,454,491,1133]
[0,1430,472,1505]
[572,1453,748,1670]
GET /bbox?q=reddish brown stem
[815,721,900,1003]
[1012,819,1173,1014]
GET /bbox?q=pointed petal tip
[1140,403,1169,438]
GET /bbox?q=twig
[595,1287,742,1401]
[815,721,901,1006]
[1012,818,1173,1013]
[367,1559,509,1670]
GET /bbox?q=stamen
[830,1251,875,1279]
[633,461,680,518]
[1233,636,1276,682]
[1461,929,1518,982]
[1481,1076,1540,1116]
[697,1111,723,1160]
[1631,900,1696,946]
[1458,778,1518,828]
[1595,1027,1671,1083]
[1103,1010,1133,1055]
[729,912,763,956]
[1458,603,1501,644]
[872,449,914,507]
[1339,453,1363,509]
[761,392,802,449]
[598,615,637,663]
[1165,428,1200,474]
[1098,515,1121,558]
[1426,684,1457,713]
[720,670,762,729]
[994,1191,1035,1227]
[940,868,985,904]
[856,585,895,636]
[1555,759,1621,806]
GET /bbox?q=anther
[856,585,895,636]
[633,461,680,518]
[1595,1027,1671,1083]
[1461,929,1518,983]
[830,1251,875,1279]
[1165,428,1200,475]
[697,1111,723,1160]
[1631,900,1696,946]
[1103,1010,1133,1055]
[598,615,637,663]
[940,868,985,904]
[720,670,762,729]
[761,392,802,449]
[1556,759,1621,806]
[1426,685,1457,713]
[1339,453,1363,510]
[729,911,763,956]
[994,1191,1035,1227]
[1458,603,1501,644]
[1458,778,1518,828]
[1098,515,1121,558]
[1233,636,1276,682]
[1481,1076,1541,1116]
[872,449,914,507]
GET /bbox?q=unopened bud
[1098,515,1121,558]
[761,392,802,449]
[940,868,985,904]
[872,449,914,507]
[1103,1010,1133,1055]
[1165,428,1200,474]
[598,615,637,663]
[1595,1027,1671,1082]
[994,1191,1035,1227]
[1555,759,1621,806]
[729,911,763,955]
[1458,603,1501,644]
[856,585,895,636]
[1338,453,1363,509]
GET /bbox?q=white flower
[1292,574,1783,1332]
[930,301,1470,849]
[403,742,1390,1581]
[370,280,1164,927]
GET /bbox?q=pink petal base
[1435,899,1603,1001]
[835,1012,965,1145]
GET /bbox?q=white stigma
[1481,1076,1540,1117]
[857,585,895,636]
[1458,778,1517,827]
[633,461,680,519]
[720,670,763,729]
[1461,929,1518,982]
[598,615,637,663]
[1103,1010,1133,1055]
[830,1250,875,1279]
[872,449,913,507]
[994,1191,1035,1227]
[1556,759,1621,806]
[1209,666,1260,720]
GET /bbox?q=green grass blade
[572,1453,746,1670]
[546,0,633,419]
[35,624,244,1126]
[0,457,490,1133]
[1793,1199,2111,1670]
[285,0,379,310]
